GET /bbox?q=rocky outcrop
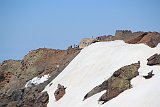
[0,73,50,107]
[137,32,160,48]
[1,30,160,106]
[97,30,147,43]
[0,48,80,107]
[96,35,115,41]
[99,62,140,104]
[0,60,22,96]
[147,53,160,66]
[118,31,160,48]
[54,84,66,101]
[79,38,99,48]
[80,30,160,48]
[125,32,147,44]
[83,80,108,100]
[1,86,49,107]
[83,62,140,104]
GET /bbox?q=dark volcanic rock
[83,62,140,104]
[1,78,50,107]
[147,53,160,66]
[143,70,154,79]
[22,91,49,107]
[35,92,49,107]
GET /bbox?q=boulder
[147,53,160,66]
[83,62,140,103]
[54,84,66,101]
[98,62,140,104]
[143,70,154,79]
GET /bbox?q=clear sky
[0,0,160,61]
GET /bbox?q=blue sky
[0,0,160,61]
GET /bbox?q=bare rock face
[0,48,80,107]
[35,91,49,107]
[54,84,66,101]
[6,80,50,107]
[138,32,160,48]
[125,32,160,48]
[20,48,80,82]
[143,70,154,79]
[0,60,22,96]
[22,91,49,107]
[125,32,147,44]
[81,30,160,48]
[147,53,160,66]
[83,62,140,104]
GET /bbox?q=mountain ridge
[0,30,160,107]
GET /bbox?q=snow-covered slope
[44,40,160,107]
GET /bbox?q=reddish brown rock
[143,70,154,79]
[138,32,160,48]
[54,84,66,101]
[125,32,147,44]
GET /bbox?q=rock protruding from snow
[98,62,140,104]
[54,84,66,101]
[147,53,160,66]
[83,80,108,101]
[143,70,154,79]
[44,41,160,107]
[84,62,140,103]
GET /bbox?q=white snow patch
[25,74,50,88]
[43,40,160,107]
